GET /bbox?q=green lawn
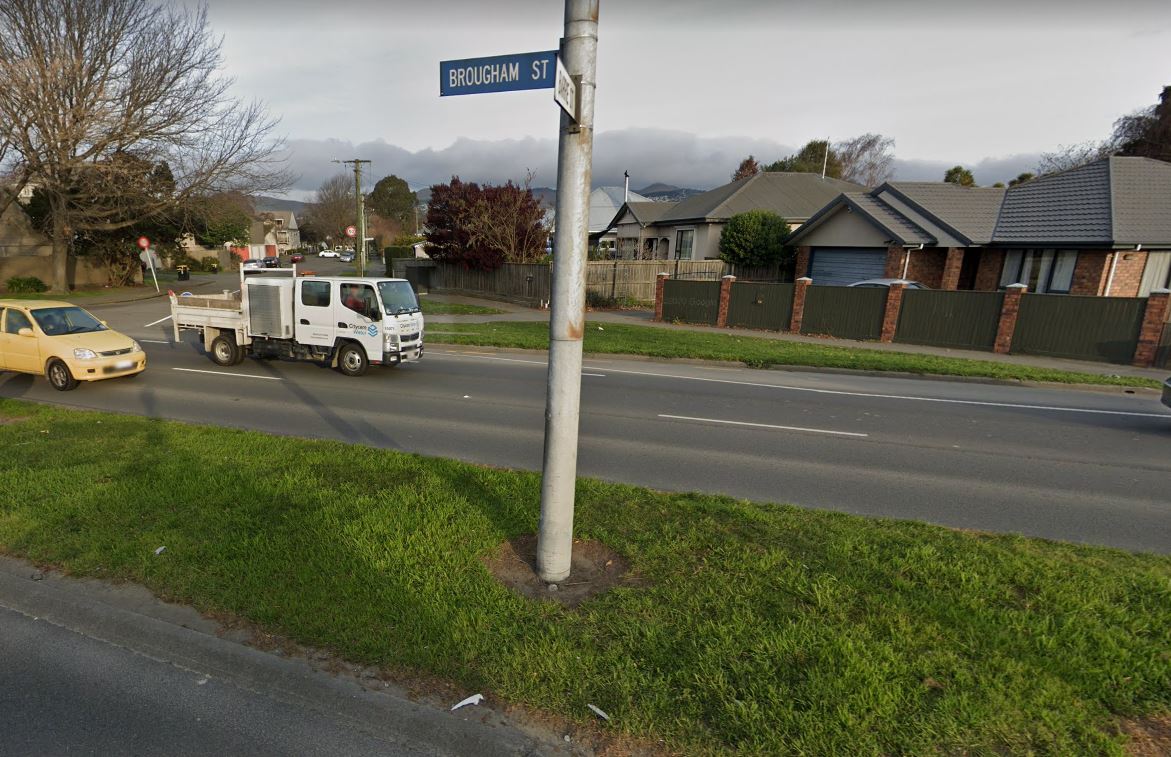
[428,321,1162,389]
[418,299,505,315]
[0,399,1167,754]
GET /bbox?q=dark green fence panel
[726,282,793,331]
[1151,323,1170,369]
[801,286,886,340]
[662,279,720,325]
[1013,294,1147,364]
[895,289,1004,351]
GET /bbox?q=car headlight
[130,340,142,353]
[73,348,98,360]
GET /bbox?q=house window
[617,237,638,258]
[675,229,694,260]
[999,249,1077,293]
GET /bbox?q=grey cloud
[277,130,1045,199]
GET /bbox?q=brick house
[786,156,1171,296]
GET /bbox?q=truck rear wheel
[210,335,240,367]
[337,343,368,377]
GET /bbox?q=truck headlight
[73,348,98,360]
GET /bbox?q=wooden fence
[393,259,726,304]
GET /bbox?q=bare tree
[835,134,895,187]
[1036,141,1110,176]
[0,0,290,291]
[304,174,354,244]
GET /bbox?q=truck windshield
[378,281,420,314]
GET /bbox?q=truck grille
[400,332,420,343]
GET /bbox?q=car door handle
[300,319,309,325]
[337,322,347,328]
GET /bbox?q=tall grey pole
[536,0,599,584]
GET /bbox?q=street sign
[553,56,577,122]
[440,50,557,96]
[345,225,357,238]
[137,236,150,249]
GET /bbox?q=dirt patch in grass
[484,533,640,608]
[0,416,29,425]
[1120,714,1171,756]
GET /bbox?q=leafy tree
[1008,172,1035,187]
[732,156,761,182]
[764,140,842,178]
[367,175,417,230]
[717,210,790,266]
[0,0,288,292]
[835,134,895,186]
[943,165,976,187]
[424,176,548,270]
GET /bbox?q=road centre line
[144,314,172,327]
[172,368,282,381]
[141,340,170,344]
[659,414,868,438]
[431,350,1168,419]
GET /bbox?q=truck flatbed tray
[173,294,241,310]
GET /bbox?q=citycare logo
[367,324,379,338]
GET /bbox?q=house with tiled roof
[603,172,862,261]
[786,156,1171,296]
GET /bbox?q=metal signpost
[137,236,159,293]
[439,0,597,583]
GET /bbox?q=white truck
[170,268,423,376]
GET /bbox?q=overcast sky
[196,0,1171,198]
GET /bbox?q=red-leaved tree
[424,176,548,270]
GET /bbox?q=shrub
[5,276,48,294]
[718,210,791,266]
[199,256,219,272]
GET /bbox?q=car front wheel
[337,343,367,377]
[47,359,79,391]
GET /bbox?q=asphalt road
[3,294,1170,554]
[0,557,553,756]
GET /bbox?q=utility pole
[333,158,371,275]
[536,0,599,584]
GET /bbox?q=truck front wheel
[210,335,240,367]
[337,343,368,377]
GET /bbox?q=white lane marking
[430,350,1168,419]
[659,414,868,438]
[144,315,172,327]
[172,368,282,381]
[431,350,603,376]
[141,340,170,344]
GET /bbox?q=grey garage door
[809,247,887,286]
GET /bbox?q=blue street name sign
[440,50,558,96]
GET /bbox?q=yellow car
[0,299,146,391]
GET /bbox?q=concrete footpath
[41,279,1166,383]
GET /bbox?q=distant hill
[253,195,308,213]
[636,183,704,202]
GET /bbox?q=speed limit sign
[345,225,357,238]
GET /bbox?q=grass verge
[0,398,1168,754]
[419,300,505,315]
[428,321,1162,389]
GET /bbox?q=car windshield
[31,306,107,336]
[377,281,420,314]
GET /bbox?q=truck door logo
[367,324,378,337]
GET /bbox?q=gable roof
[659,172,863,224]
[788,157,1171,249]
[589,186,651,232]
[882,183,1006,245]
